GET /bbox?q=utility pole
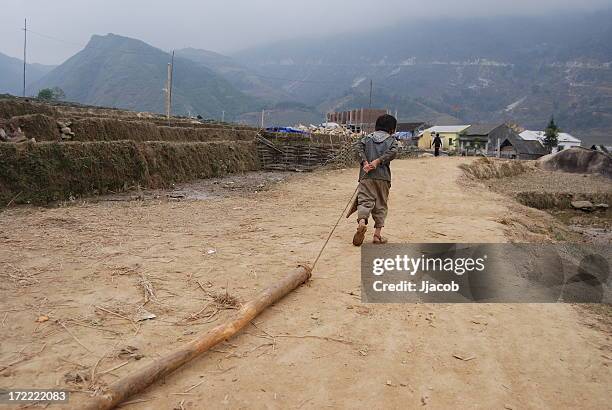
[260,109,265,128]
[22,18,27,97]
[165,63,171,119]
[169,51,174,117]
[369,79,373,108]
[164,51,175,120]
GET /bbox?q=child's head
[375,114,397,134]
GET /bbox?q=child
[352,114,398,246]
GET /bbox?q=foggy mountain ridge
[228,10,612,142]
[2,10,609,143]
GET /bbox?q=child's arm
[354,137,368,164]
[375,139,399,166]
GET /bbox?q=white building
[519,130,581,153]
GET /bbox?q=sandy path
[0,157,609,409]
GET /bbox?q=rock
[538,147,612,178]
[419,153,434,158]
[595,203,609,209]
[0,128,7,141]
[571,200,594,211]
[60,127,75,136]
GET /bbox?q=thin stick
[94,306,138,332]
[99,361,130,376]
[94,306,134,323]
[117,398,151,407]
[67,320,122,335]
[183,380,205,393]
[6,191,22,207]
[274,334,352,345]
[0,343,47,373]
[59,322,92,352]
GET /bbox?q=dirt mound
[538,147,612,178]
[459,157,533,180]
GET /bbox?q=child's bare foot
[352,220,367,246]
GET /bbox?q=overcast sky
[1,0,611,65]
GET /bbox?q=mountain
[0,52,55,96]
[175,47,289,103]
[233,11,612,143]
[29,34,262,119]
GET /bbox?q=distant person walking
[350,114,399,246]
[432,132,442,157]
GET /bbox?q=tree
[543,117,559,153]
[37,87,66,101]
[37,88,54,100]
[50,87,66,100]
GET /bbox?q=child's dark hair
[375,114,397,134]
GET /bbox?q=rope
[311,185,359,271]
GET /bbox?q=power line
[16,26,412,89]
[22,27,173,59]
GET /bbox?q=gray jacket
[355,131,399,182]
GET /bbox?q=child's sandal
[373,234,388,244]
[352,224,367,246]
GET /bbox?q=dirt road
[1,157,609,409]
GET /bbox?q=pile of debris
[57,119,75,140]
[294,123,357,136]
[0,119,28,143]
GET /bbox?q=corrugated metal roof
[464,124,503,136]
[519,130,581,143]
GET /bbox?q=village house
[458,123,504,155]
[486,126,548,159]
[417,125,470,151]
[519,130,581,152]
[396,122,429,137]
[395,122,429,146]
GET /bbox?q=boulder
[538,147,612,178]
[571,200,595,211]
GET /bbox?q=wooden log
[84,266,312,410]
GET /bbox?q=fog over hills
[3,10,610,143]
[231,11,612,142]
